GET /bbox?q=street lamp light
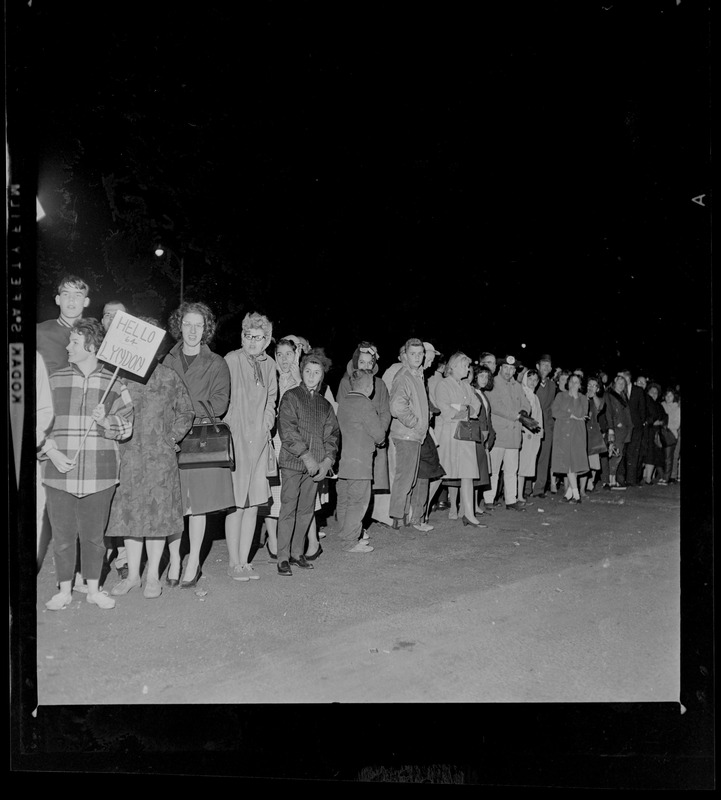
[154,245,184,305]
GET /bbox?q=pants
[389,438,421,520]
[619,426,643,485]
[277,468,318,563]
[484,447,520,505]
[662,441,679,481]
[409,477,429,524]
[44,485,116,583]
[532,426,554,494]
[336,479,372,544]
[609,442,626,481]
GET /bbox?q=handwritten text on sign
[96,311,166,377]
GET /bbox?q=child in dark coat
[336,369,386,552]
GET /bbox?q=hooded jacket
[336,359,392,437]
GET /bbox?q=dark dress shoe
[180,566,202,588]
[277,561,293,576]
[304,545,323,561]
[461,515,488,528]
[435,501,450,511]
[505,503,526,512]
[391,518,402,530]
[531,491,547,499]
[289,555,314,569]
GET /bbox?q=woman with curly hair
[164,301,235,587]
[223,312,278,581]
[550,373,589,503]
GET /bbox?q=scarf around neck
[242,349,266,387]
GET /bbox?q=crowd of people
[36,275,681,610]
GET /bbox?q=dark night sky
[23,1,711,387]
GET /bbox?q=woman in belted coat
[164,301,235,587]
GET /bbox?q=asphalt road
[35,483,680,704]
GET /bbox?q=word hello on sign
[96,311,166,377]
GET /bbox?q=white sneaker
[86,591,116,610]
[45,591,73,611]
[230,564,249,581]
[347,542,374,553]
[361,529,370,541]
[242,564,260,580]
[318,531,327,539]
[413,522,434,532]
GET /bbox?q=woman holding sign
[105,317,195,599]
[223,312,278,581]
[164,302,235,587]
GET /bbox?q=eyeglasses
[182,322,204,330]
[243,333,265,342]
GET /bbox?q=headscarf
[521,371,544,432]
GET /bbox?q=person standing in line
[470,365,496,516]
[616,369,647,488]
[260,337,302,560]
[163,301,235,587]
[41,318,134,611]
[276,349,340,576]
[336,369,386,553]
[224,312,278,581]
[641,382,668,485]
[660,388,681,484]
[388,339,429,528]
[105,318,194,599]
[517,368,544,502]
[604,374,633,490]
[36,274,92,592]
[36,353,54,570]
[531,354,557,498]
[478,352,497,376]
[483,355,531,511]
[550,373,589,503]
[434,352,485,527]
[583,376,607,493]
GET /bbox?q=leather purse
[266,434,278,477]
[178,401,235,470]
[453,407,483,443]
[659,426,677,448]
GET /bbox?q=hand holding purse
[177,400,235,470]
[453,407,483,443]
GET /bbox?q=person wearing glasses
[164,301,235,587]
[223,313,278,581]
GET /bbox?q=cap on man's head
[423,341,440,355]
[538,353,552,363]
[498,355,517,368]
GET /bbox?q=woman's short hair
[663,387,679,402]
[352,341,379,369]
[168,301,218,345]
[242,311,273,341]
[472,364,494,392]
[350,369,374,391]
[444,351,471,378]
[72,318,105,352]
[567,372,586,393]
[647,382,662,396]
[276,337,297,353]
[301,347,332,374]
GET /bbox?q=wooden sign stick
[70,366,121,465]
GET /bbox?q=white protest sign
[96,311,166,377]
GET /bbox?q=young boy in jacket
[336,369,386,553]
[277,349,340,576]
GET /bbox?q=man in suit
[531,354,557,498]
[616,369,648,487]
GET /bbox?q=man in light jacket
[483,355,531,511]
[388,338,429,527]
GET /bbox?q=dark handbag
[519,409,541,434]
[453,407,483,443]
[178,401,235,470]
[659,427,677,448]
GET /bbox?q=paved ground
[35,483,680,704]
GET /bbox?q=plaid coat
[42,363,134,497]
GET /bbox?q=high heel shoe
[461,515,488,528]
[304,545,323,561]
[165,564,181,587]
[180,565,202,588]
